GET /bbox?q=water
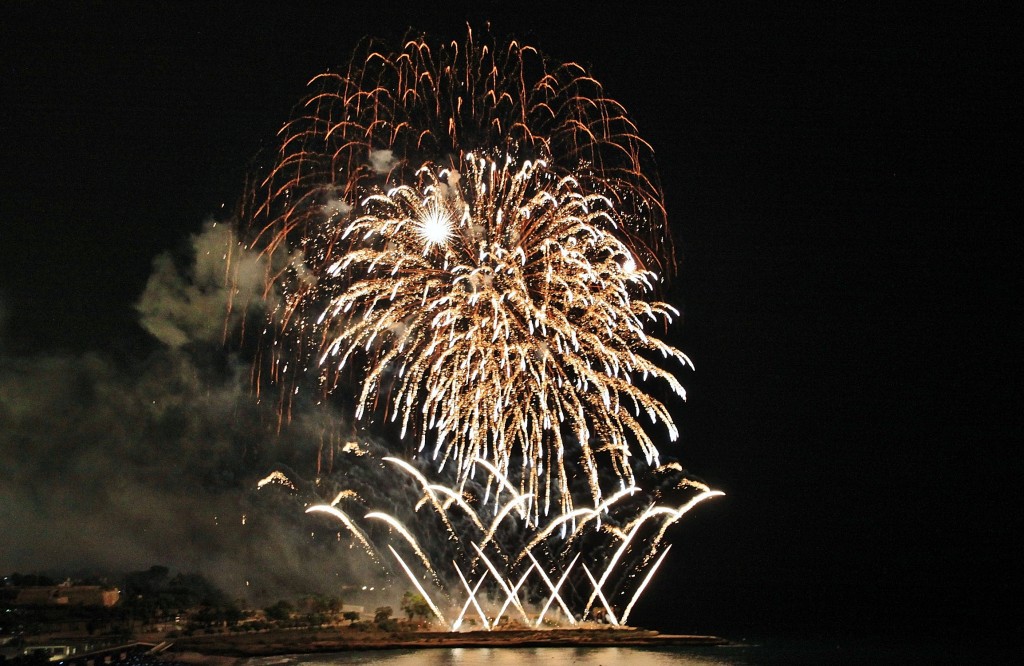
[248,647,751,666]
[238,638,1013,665]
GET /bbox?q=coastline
[162,627,727,663]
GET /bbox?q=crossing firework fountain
[241,27,721,626]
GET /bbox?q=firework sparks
[257,470,297,490]
[452,562,491,630]
[620,544,672,626]
[320,154,690,514]
[535,551,581,627]
[304,504,375,560]
[242,30,690,513]
[366,511,439,583]
[243,29,720,629]
[581,489,724,620]
[301,458,722,628]
[386,545,446,624]
[526,550,576,625]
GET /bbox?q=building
[13,585,120,607]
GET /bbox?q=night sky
[1,1,1018,647]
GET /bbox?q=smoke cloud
[0,223,376,603]
[0,290,7,351]
[136,222,268,349]
[368,148,399,175]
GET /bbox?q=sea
[234,638,1011,665]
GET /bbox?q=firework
[298,456,722,628]
[242,29,691,513]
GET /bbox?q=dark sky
[1,1,1018,645]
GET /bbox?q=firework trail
[241,28,691,514]
[289,447,721,627]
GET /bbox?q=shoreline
[162,627,728,662]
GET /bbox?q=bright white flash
[416,205,453,249]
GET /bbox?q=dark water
[249,648,748,665]
[237,638,1012,665]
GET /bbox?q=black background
[2,1,1018,646]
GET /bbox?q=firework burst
[241,29,690,514]
[290,452,722,627]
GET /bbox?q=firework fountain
[241,28,720,627]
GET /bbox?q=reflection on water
[244,638,1011,665]
[251,646,750,666]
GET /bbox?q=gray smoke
[368,148,399,175]
[136,222,268,348]
[0,222,377,603]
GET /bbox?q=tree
[400,591,430,622]
[373,606,392,624]
[9,573,57,587]
[264,600,293,622]
[342,610,360,624]
[123,565,172,626]
[167,573,229,609]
